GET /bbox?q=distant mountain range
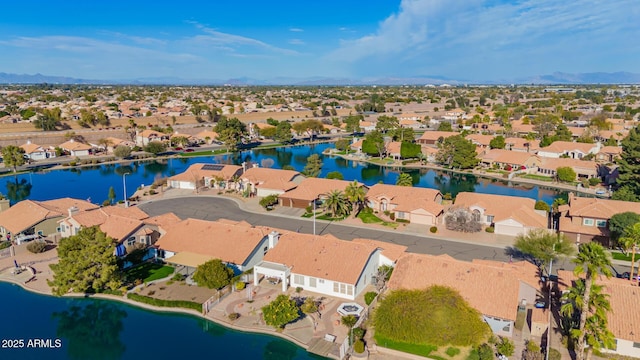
[1,71,639,86]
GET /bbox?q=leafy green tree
[514,229,574,272]
[113,145,132,159]
[108,186,116,205]
[144,141,166,155]
[496,337,515,357]
[300,297,318,314]
[375,115,399,133]
[391,127,415,142]
[192,259,234,290]
[604,136,617,147]
[395,173,413,187]
[608,212,640,244]
[292,119,324,138]
[612,186,638,202]
[436,135,479,169]
[326,171,344,180]
[572,243,612,360]
[437,122,453,132]
[302,154,323,177]
[322,190,350,218]
[34,107,62,131]
[534,200,550,212]
[620,222,640,283]
[362,130,385,157]
[262,294,300,329]
[266,118,279,126]
[48,226,122,296]
[400,141,421,159]
[345,180,366,215]
[259,126,277,139]
[275,121,293,143]
[344,114,363,133]
[489,135,506,149]
[477,343,494,360]
[1,145,26,173]
[215,117,248,152]
[6,178,32,203]
[614,126,640,200]
[259,194,279,209]
[334,138,351,152]
[556,167,576,182]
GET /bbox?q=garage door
[495,223,524,236]
[172,181,195,190]
[410,213,433,225]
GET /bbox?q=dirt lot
[138,280,217,303]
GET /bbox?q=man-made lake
[0,282,324,360]
[1,142,562,205]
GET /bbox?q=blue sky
[0,0,638,81]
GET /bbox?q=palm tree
[395,173,413,187]
[572,242,612,360]
[561,280,610,322]
[344,181,366,215]
[322,190,350,218]
[583,313,615,360]
[620,222,640,283]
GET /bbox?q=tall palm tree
[561,280,611,322]
[572,242,612,360]
[322,190,350,218]
[620,222,640,282]
[583,313,615,360]
[344,181,366,215]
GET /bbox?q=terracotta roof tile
[454,192,547,228]
[279,178,364,202]
[366,184,443,215]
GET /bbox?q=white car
[497,355,508,360]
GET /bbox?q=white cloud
[289,28,304,32]
[288,39,305,45]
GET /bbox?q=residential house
[101,137,135,153]
[240,167,304,197]
[359,120,376,132]
[250,122,275,139]
[420,145,439,162]
[398,119,424,130]
[168,163,243,190]
[59,139,93,157]
[557,270,640,358]
[278,178,365,209]
[136,129,169,147]
[452,192,548,236]
[510,120,535,136]
[480,149,541,173]
[442,108,466,123]
[388,253,541,337]
[596,146,622,163]
[20,141,55,160]
[537,141,600,159]
[398,113,423,121]
[416,131,458,146]
[0,198,98,243]
[385,141,402,159]
[536,158,600,180]
[350,138,364,153]
[253,232,385,300]
[557,193,640,244]
[465,134,495,149]
[194,129,219,144]
[366,184,444,225]
[156,218,279,273]
[504,137,540,153]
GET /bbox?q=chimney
[267,231,280,249]
[252,163,259,168]
[242,161,247,173]
[68,206,79,217]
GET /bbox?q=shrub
[352,327,365,339]
[353,339,365,353]
[534,200,550,212]
[300,297,318,314]
[235,281,246,291]
[296,287,303,293]
[27,241,46,253]
[588,177,601,186]
[485,226,495,233]
[172,273,185,281]
[127,293,201,311]
[364,291,377,306]
[389,213,396,220]
[430,226,438,233]
[341,315,358,328]
[445,347,461,357]
[228,312,240,321]
[445,208,482,233]
[259,194,279,209]
[477,344,493,360]
[496,337,515,357]
[396,218,409,223]
[149,189,157,195]
[443,193,452,200]
[193,259,234,289]
[262,294,300,329]
[548,348,562,360]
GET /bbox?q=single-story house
[0,198,98,242]
[452,192,548,236]
[536,158,600,180]
[350,139,364,153]
[100,137,135,153]
[557,193,640,245]
[385,141,402,159]
[168,163,243,190]
[504,137,540,153]
[465,134,495,149]
[366,184,444,225]
[20,141,56,160]
[240,167,304,197]
[537,141,600,159]
[388,253,541,337]
[253,232,385,300]
[194,129,219,144]
[59,139,93,157]
[596,146,622,163]
[156,218,278,273]
[278,178,366,209]
[416,131,458,146]
[480,149,541,172]
[136,129,169,147]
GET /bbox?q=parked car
[617,272,631,279]
[185,149,195,153]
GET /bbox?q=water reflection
[6,177,32,203]
[53,302,127,360]
[263,339,299,360]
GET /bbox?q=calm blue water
[0,282,323,360]
[0,142,562,205]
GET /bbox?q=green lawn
[179,149,227,157]
[357,210,399,229]
[374,335,437,358]
[126,263,174,283]
[518,174,554,182]
[611,251,634,262]
[316,213,346,221]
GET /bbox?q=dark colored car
[174,147,183,151]
[185,149,195,153]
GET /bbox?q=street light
[122,172,130,208]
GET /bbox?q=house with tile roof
[504,137,540,153]
[0,198,98,243]
[59,139,93,157]
[596,146,622,163]
[156,218,279,273]
[480,149,541,173]
[557,193,640,245]
[194,129,219,144]
[385,141,402,159]
[366,184,444,225]
[452,192,548,236]
[253,232,386,299]
[536,158,600,180]
[388,253,542,337]
[168,163,243,190]
[557,270,640,358]
[465,133,495,149]
[98,137,135,154]
[537,141,600,159]
[278,178,366,209]
[416,131,458,146]
[240,167,304,197]
[20,141,56,160]
[135,129,170,147]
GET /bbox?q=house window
[502,323,511,332]
[583,218,594,226]
[397,211,405,219]
[127,236,136,246]
[633,342,640,349]
[487,215,494,223]
[294,274,304,285]
[333,282,339,293]
[309,277,317,288]
[263,246,268,255]
[472,209,481,222]
[318,279,324,284]
[596,220,607,228]
[56,227,60,233]
[347,285,353,296]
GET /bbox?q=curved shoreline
[0,277,317,357]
